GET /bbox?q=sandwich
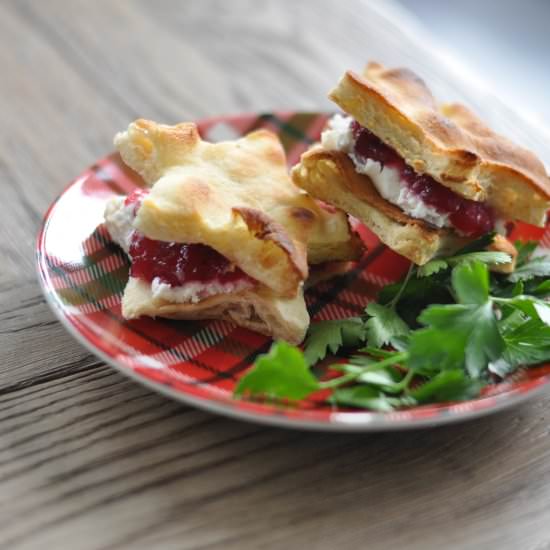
[104,119,363,344]
[292,62,550,267]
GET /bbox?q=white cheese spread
[151,277,253,303]
[104,197,253,302]
[321,115,451,228]
[104,197,136,253]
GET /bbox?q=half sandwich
[292,62,550,266]
[105,120,363,344]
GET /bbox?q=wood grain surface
[2,1,549,548]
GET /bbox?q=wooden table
[2,1,549,548]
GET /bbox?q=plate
[36,112,550,431]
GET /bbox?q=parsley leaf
[498,308,527,335]
[452,259,490,305]
[497,295,550,325]
[511,280,525,297]
[464,302,504,377]
[334,363,403,392]
[355,347,404,360]
[455,232,498,255]
[455,251,512,266]
[409,262,503,378]
[417,259,448,277]
[515,240,538,266]
[330,386,412,412]
[364,302,409,348]
[379,276,453,327]
[379,274,448,305]
[408,304,493,376]
[417,252,511,278]
[532,279,550,297]
[508,256,550,282]
[303,318,366,365]
[508,240,550,292]
[235,341,319,400]
[502,318,550,368]
[414,231,505,279]
[410,370,483,403]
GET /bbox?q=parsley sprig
[235,237,550,411]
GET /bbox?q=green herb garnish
[235,237,550,411]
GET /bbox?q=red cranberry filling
[122,188,253,289]
[350,120,494,237]
[129,233,254,288]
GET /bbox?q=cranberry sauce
[122,188,252,288]
[129,234,253,288]
[350,120,493,236]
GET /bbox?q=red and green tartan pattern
[36,112,550,430]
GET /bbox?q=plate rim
[32,275,550,431]
[35,110,550,432]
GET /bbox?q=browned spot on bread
[184,178,211,201]
[365,63,437,109]
[232,207,308,279]
[133,119,201,151]
[245,129,287,166]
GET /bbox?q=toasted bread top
[329,62,550,226]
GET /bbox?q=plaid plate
[36,112,550,430]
